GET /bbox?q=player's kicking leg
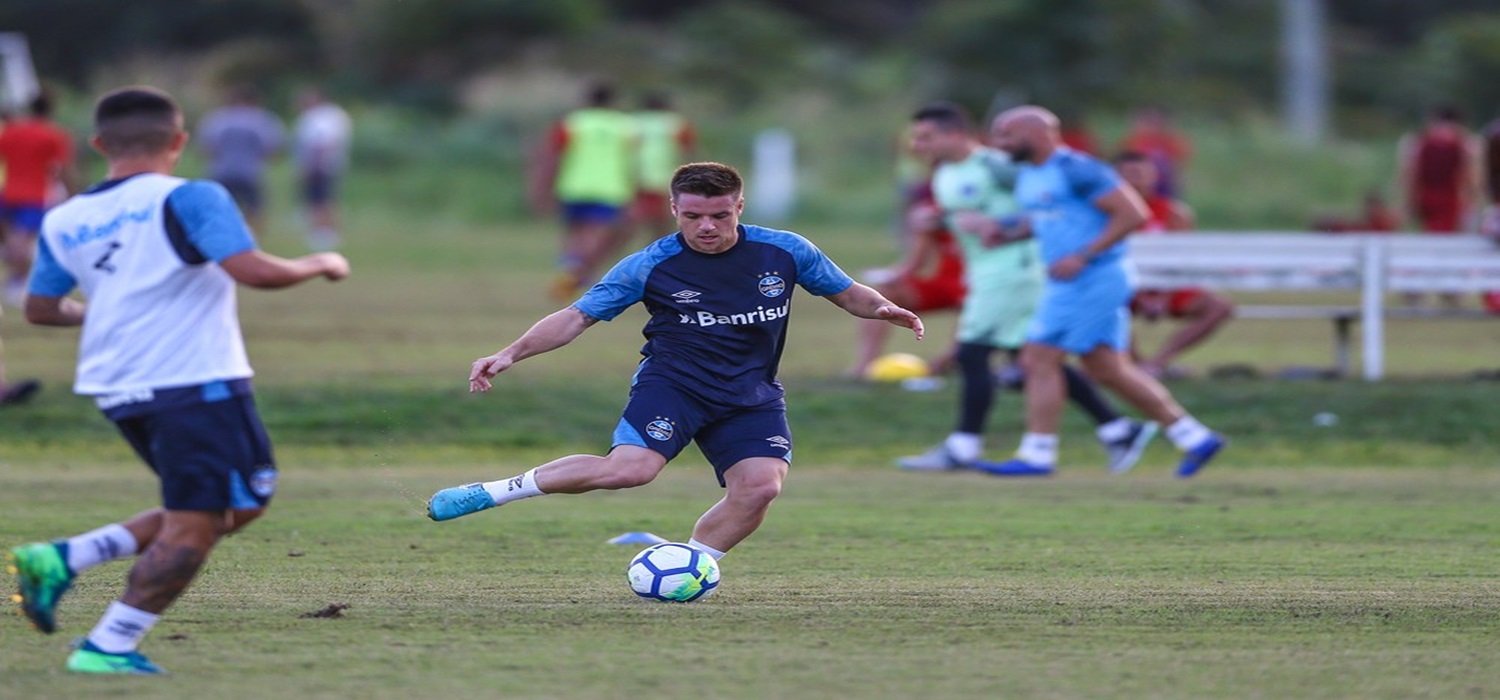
[428,447,667,521]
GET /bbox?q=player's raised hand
[877,304,925,341]
[469,353,514,393]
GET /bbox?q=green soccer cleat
[8,542,74,634]
[66,640,166,675]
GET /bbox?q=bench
[1127,232,1500,380]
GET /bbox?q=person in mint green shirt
[530,82,639,300]
[896,102,1156,475]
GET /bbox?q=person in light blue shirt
[983,105,1225,478]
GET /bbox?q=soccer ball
[627,543,720,603]
[865,352,930,382]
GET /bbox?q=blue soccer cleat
[426,483,496,522]
[1176,433,1227,478]
[8,542,74,634]
[972,458,1056,477]
[66,639,166,675]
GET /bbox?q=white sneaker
[897,445,973,471]
[1101,420,1159,474]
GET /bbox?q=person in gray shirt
[197,84,285,235]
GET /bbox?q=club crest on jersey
[250,467,278,497]
[757,273,786,298]
[646,419,675,441]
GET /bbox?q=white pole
[1360,236,1386,381]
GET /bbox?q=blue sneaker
[1176,433,1226,478]
[8,542,74,634]
[426,483,496,521]
[1102,420,1159,474]
[66,639,165,675]
[972,458,1056,477]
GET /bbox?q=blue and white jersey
[31,173,257,395]
[1014,147,1128,273]
[574,224,853,406]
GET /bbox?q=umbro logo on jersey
[671,290,703,304]
[765,435,790,450]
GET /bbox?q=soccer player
[630,91,696,243]
[986,106,1224,478]
[529,81,639,300]
[894,102,1155,475]
[0,89,76,306]
[1114,151,1235,379]
[291,86,352,251]
[427,162,924,560]
[197,84,286,235]
[7,86,350,674]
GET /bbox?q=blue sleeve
[761,228,853,297]
[1060,152,1123,203]
[27,235,76,297]
[573,245,668,321]
[165,181,257,261]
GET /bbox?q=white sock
[1165,416,1213,451]
[87,601,159,654]
[65,524,138,574]
[1095,417,1133,443]
[687,538,728,561]
[481,468,545,506]
[944,432,983,462]
[1017,433,1059,465]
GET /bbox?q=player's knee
[598,451,664,489]
[224,508,266,535]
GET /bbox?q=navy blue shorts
[113,393,278,512]
[612,380,792,486]
[561,201,625,226]
[301,170,338,205]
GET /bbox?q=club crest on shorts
[758,273,786,298]
[250,466,278,497]
[646,419,675,441]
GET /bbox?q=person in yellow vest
[630,92,697,244]
[529,82,638,300]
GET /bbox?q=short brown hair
[94,86,182,157]
[670,162,743,200]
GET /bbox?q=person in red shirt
[0,90,76,306]
[1398,105,1482,307]
[1480,116,1500,314]
[849,180,965,378]
[1115,151,1234,378]
[1119,107,1192,198]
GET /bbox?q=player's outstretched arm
[25,295,86,327]
[825,283,924,341]
[470,307,598,393]
[220,250,350,289]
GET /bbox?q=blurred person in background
[0,89,77,307]
[197,84,286,236]
[630,91,696,244]
[291,86,351,251]
[1115,150,1234,379]
[1482,115,1500,314]
[1397,105,1484,309]
[529,81,638,301]
[894,102,1155,475]
[987,106,1224,478]
[1118,106,1191,199]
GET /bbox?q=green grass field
[2,190,1498,699]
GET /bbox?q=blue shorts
[108,382,278,512]
[215,176,264,215]
[301,170,338,205]
[561,201,625,226]
[613,380,792,486]
[0,202,47,233]
[1027,264,1133,354]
